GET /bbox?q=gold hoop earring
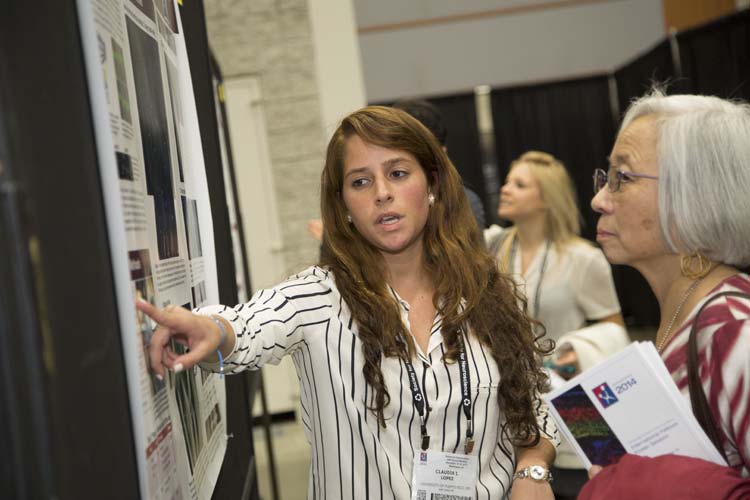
[680,251,711,279]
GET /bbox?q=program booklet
[543,342,726,469]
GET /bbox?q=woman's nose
[374,178,393,203]
[591,186,611,214]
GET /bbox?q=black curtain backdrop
[490,75,615,242]
[427,93,484,196]
[614,39,677,116]
[678,9,750,99]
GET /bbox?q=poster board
[77,0,227,498]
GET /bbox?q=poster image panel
[126,16,178,260]
[171,335,204,475]
[128,0,155,21]
[181,196,203,260]
[112,38,132,124]
[130,249,165,396]
[204,403,221,441]
[117,151,134,181]
[167,66,185,183]
[155,0,178,34]
[191,281,206,308]
[97,33,110,105]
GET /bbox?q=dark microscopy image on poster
[98,32,106,64]
[181,196,203,259]
[126,17,179,260]
[166,88,184,182]
[171,336,204,474]
[112,39,132,124]
[129,0,155,21]
[97,33,109,97]
[191,281,206,307]
[117,152,134,180]
[166,61,184,182]
[130,249,165,396]
[204,404,221,441]
[172,103,184,183]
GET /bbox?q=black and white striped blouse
[199,266,558,500]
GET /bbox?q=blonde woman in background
[485,151,629,500]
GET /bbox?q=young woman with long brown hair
[138,106,558,499]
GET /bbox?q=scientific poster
[78,0,226,498]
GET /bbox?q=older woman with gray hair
[579,90,750,498]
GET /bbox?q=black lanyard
[509,237,551,320]
[403,334,474,453]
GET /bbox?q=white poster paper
[77,0,227,498]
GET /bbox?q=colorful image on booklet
[552,383,627,466]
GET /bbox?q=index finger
[149,324,174,378]
[136,298,168,325]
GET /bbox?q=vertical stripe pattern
[197,266,559,499]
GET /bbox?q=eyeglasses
[593,168,659,193]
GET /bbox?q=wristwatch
[513,465,553,483]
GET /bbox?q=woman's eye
[351,178,369,188]
[391,170,408,179]
[618,171,634,183]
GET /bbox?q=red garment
[661,273,750,475]
[578,454,750,500]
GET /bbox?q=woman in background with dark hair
[138,106,559,499]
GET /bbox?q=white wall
[222,77,286,292]
[356,0,591,26]
[206,0,366,277]
[308,0,367,140]
[355,0,666,102]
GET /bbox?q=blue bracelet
[209,315,227,379]
[217,349,225,380]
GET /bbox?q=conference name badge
[411,449,478,500]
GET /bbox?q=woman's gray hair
[620,89,750,267]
